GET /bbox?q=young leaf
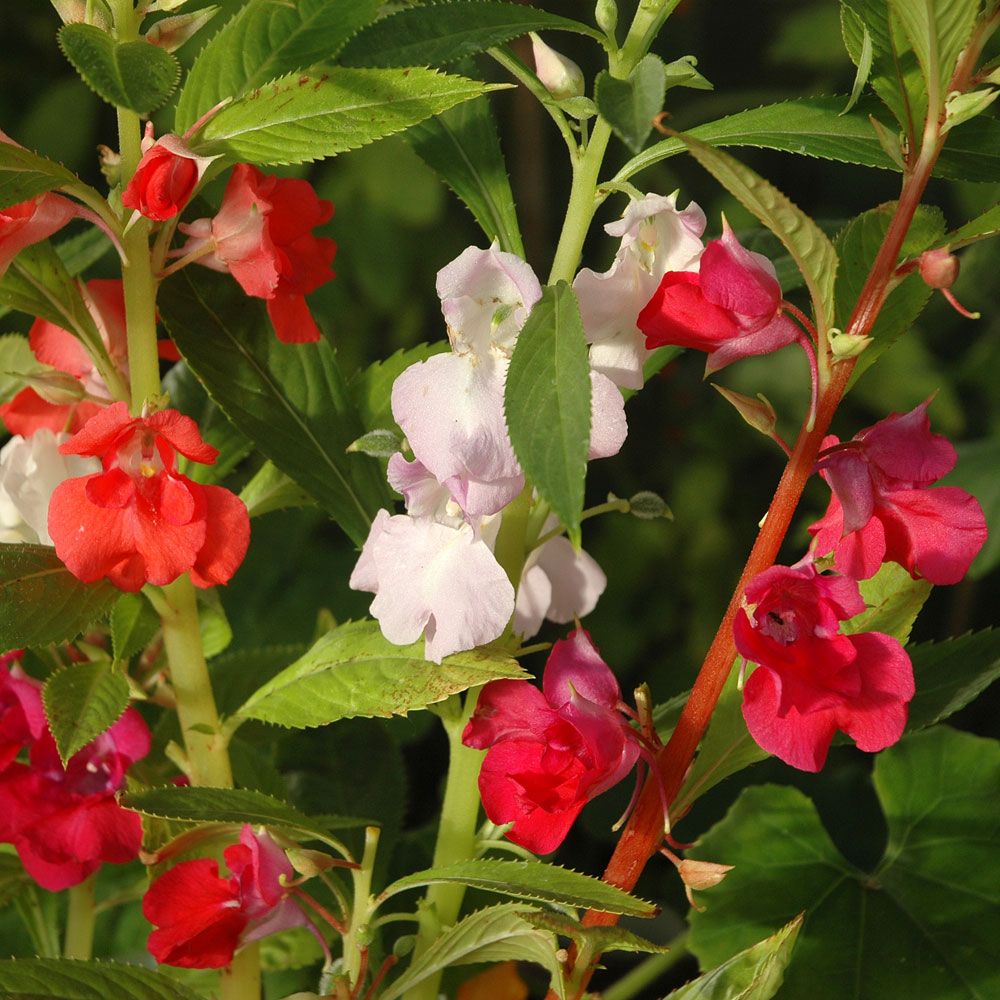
[380,904,565,1000]
[0,142,80,211]
[338,1,603,68]
[841,561,932,643]
[194,68,501,167]
[158,268,390,547]
[407,95,525,256]
[0,334,41,404]
[239,461,317,519]
[175,0,383,132]
[842,25,874,114]
[198,590,232,659]
[235,620,529,729]
[381,859,658,917]
[0,544,119,649]
[110,593,160,662]
[666,916,802,1000]
[0,958,204,1000]
[58,23,180,115]
[595,55,667,154]
[907,628,1000,731]
[43,661,129,765]
[671,131,839,329]
[688,728,1000,1000]
[505,282,591,547]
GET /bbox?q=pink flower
[637,218,801,374]
[121,126,217,221]
[144,825,310,968]
[809,400,987,584]
[463,630,639,853]
[734,563,914,772]
[0,659,44,771]
[0,707,149,890]
[47,401,250,592]
[178,164,336,343]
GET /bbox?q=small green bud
[828,328,872,359]
[628,490,673,520]
[712,384,778,439]
[595,0,618,36]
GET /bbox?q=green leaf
[941,438,1000,578]
[842,25,874,115]
[338,1,602,68]
[945,203,1000,249]
[381,859,658,917]
[209,644,308,718]
[197,590,232,658]
[0,854,32,909]
[123,786,367,845]
[43,661,129,765]
[665,917,802,1000]
[688,728,1000,1000]
[235,620,529,728]
[595,55,667,154]
[194,67,499,167]
[239,461,317,519]
[407,95,525,256]
[505,282,591,547]
[158,268,389,547]
[669,131,839,329]
[55,227,114,277]
[837,203,946,382]
[381,904,565,1000]
[841,561,932,643]
[663,55,714,93]
[175,0,382,132]
[0,141,79,211]
[349,342,448,433]
[0,544,119,650]
[521,910,671,955]
[0,959,204,1000]
[110,594,160,662]
[58,24,180,115]
[0,334,41,404]
[907,629,1000,731]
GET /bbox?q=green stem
[600,933,689,1000]
[15,886,60,959]
[343,826,380,988]
[407,694,486,1000]
[532,496,630,550]
[63,875,96,960]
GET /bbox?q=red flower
[122,126,217,222]
[178,164,336,343]
[0,658,44,772]
[47,401,250,592]
[144,825,309,968]
[637,219,801,373]
[809,400,987,584]
[0,193,81,278]
[734,563,914,772]
[463,630,639,854]
[0,707,149,890]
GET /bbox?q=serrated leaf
[945,203,1000,249]
[595,55,667,154]
[522,910,671,955]
[43,661,129,765]
[158,268,389,547]
[235,620,529,728]
[110,593,159,662]
[0,959,204,1000]
[338,1,602,68]
[194,68,499,166]
[381,859,658,917]
[907,629,1000,730]
[665,917,801,1000]
[239,461,317,519]
[505,282,590,547]
[841,561,932,643]
[381,904,565,1000]
[58,23,180,115]
[349,342,449,433]
[175,0,382,132]
[671,131,839,329]
[407,95,525,255]
[688,728,1000,1000]
[55,227,114,277]
[0,544,119,650]
[0,334,41,404]
[0,142,79,212]
[842,25,874,114]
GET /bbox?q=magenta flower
[809,400,987,584]
[0,707,150,890]
[144,825,310,969]
[463,630,639,853]
[734,563,914,772]
[0,657,44,771]
[637,218,803,374]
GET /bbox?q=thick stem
[63,875,96,960]
[343,826,380,987]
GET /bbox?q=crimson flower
[463,630,639,854]
[0,192,82,278]
[734,563,914,772]
[809,400,987,584]
[121,127,216,222]
[0,707,149,890]
[47,402,250,592]
[178,164,336,343]
[637,219,802,373]
[0,657,44,771]
[144,824,309,968]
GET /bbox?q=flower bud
[529,33,585,101]
[828,328,872,360]
[19,370,87,406]
[627,490,673,520]
[144,8,218,52]
[595,0,618,36]
[918,247,960,289]
[677,858,735,892]
[712,384,778,439]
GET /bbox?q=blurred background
[1,1,998,995]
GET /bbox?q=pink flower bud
[918,247,960,289]
[530,33,585,100]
